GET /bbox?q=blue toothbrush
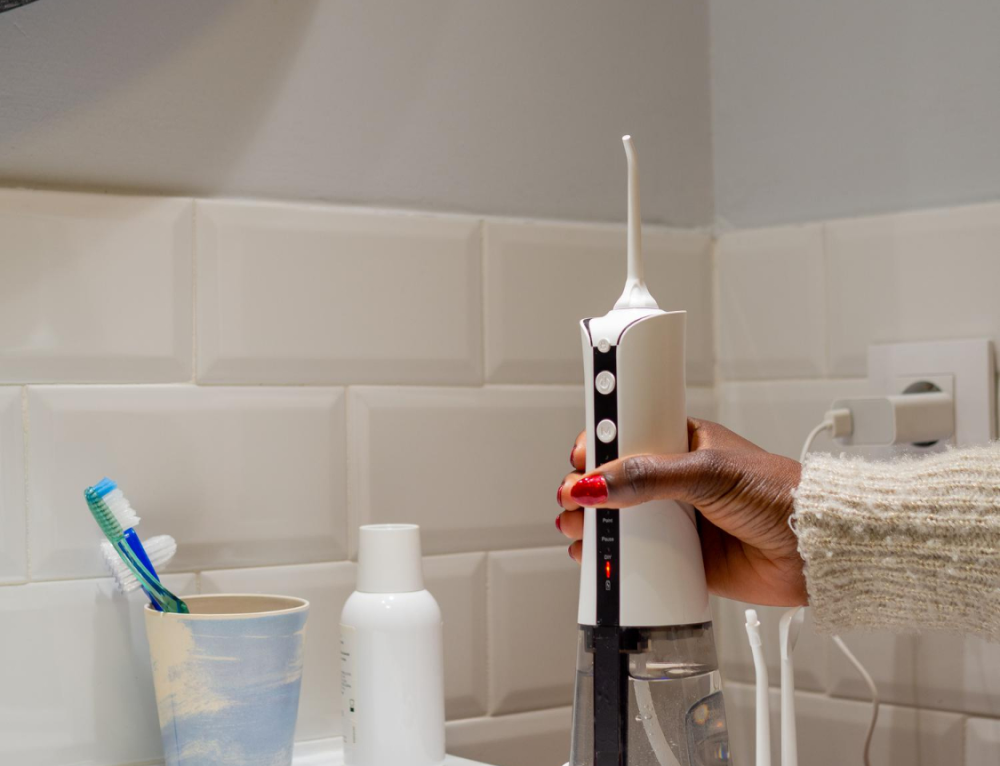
[91,478,165,611]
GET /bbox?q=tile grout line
[709,231,723,399]
[725,679,989,719]
[345,387,356,561]
[484,551,494,717]
[820,222,831,378]
[20,386,30,582]
[190,200,198,385]
[479,219,488,385]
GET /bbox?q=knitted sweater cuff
[792,444,1000,640]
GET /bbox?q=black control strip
[590,344,627,766]
[592,345,619,625]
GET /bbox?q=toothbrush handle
[114,540,189,614]
[123,529,161,611]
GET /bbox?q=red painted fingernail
[555,514,562,532]
[556,484,564,507]
[570,475,608,505]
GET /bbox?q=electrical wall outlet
[867,339,996,447]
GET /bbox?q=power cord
[831,636,880,766]
[800,415,880,766]
[799,408,852,463]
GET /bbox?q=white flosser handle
[614,135,658,311]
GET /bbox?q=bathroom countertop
[292,738,494,766]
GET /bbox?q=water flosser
[568,137,731,766]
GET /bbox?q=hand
[556,418,807,607]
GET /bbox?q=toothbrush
[91,478,165,610]
[84,485,189,614]
[101,535,177,594]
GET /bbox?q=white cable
[831,635,880,766]
[800,420,880,766]
[799,420,832,464]
[744,609,772,766]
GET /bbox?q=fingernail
[569,445,577,466]
[556,483,564,507]
[570,475,608,505]
[568,544,575,560]
[555,514,562,532]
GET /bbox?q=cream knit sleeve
[792,443,1000,640]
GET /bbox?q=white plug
[828,391,954,447]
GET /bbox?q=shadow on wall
[0,0,319,194]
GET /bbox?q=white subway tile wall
[715,201,1000,766]
[484,220,714,385]
[716,223,826,380]
[712,597,827,693]
[348,385,581,556]
[446,706,573,766]
[826,204,1000,377]
[717,378,870,460]
[724,682,966,766]
[0,574,197,766]
[196,200,483,386]
[0,189,715,766]
[967,717,1000,766]
[27,385,348,578]
[827,630,1000,717]
[687,385,718,421]
[5,186,1000,766]
[0,387,26,583]
[0,190,193,383]
[423,552,491,720]
[487,547,579,716]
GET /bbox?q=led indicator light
[605,561,612,579]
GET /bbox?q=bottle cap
[356,524,425,593]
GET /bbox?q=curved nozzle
[614,135,658,310]
[779,606,805,660]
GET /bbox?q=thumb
[569,451,725,509]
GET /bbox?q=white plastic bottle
[340,524,446,766]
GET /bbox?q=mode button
[596,419,617,443]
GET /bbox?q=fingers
[557,506,584,564]
[567,451,720,509]
[570,431,586,472]
[688,417,766,454]
[557,508,583,540]
[568,539,582,563]
[557,447,585,564]
[557,471,583,511]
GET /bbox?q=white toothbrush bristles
[103,487,140,530]
[101,534,177,594]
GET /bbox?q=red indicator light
[605,561,612,579]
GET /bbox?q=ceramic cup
[144,594,310,766]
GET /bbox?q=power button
[595,371,616,395]
[596,419,617,443]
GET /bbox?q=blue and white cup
[145,594,310,766]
